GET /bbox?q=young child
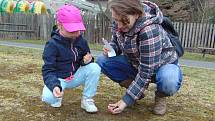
[41,4,101,113]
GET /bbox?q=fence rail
[0,13,215,53]
[173,22,215,49]
[0,23,27,26]
[0,13,55,40]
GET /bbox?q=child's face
[58,23,81,39]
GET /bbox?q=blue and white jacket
[42,29,93,92]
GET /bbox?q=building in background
[42,0,106,14]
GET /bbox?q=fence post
[0,13,2,23]
[211,24,215,48]
[42,15,48,41]
[208,24,213,48]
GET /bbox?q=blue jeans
[96,55,183,96]
[41,63,101,105]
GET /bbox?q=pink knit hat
[56,4,86,32]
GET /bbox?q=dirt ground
[0,46,214,121]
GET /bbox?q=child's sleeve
[76,35,94,66]
[42,41,62,92]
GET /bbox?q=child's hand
[53,87,63,98]
[83,52,92,64]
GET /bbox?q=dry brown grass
[0,45,214,121]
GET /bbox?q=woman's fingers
[103,47,109,56]
[108,100,126,114]
[108,104,117,110]
[108,106,122,114]
[108,103,121,114]
[112,107,122,114]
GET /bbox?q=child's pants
[41,63,101,105]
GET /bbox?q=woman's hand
[103,46,110,56]
[108,100,127,114]
[83,52,92,64]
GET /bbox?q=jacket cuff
[80,59,86,66]
[122,93,135,106]
[80,57,94,66]
[56,85,62,92]
[47,79,62,92]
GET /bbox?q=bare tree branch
[96,0,111,22]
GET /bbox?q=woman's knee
[96,54,107,66]
[86,63,101,75]
[156,64,182,96]
[157,79,181,96]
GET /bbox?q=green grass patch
[1,40,215,62]
[88,42,103,51]
[182,51,215,62]
[0,45,214,121]
[0,39,47,45]
[0,39,103,51]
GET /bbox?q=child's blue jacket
[42,29,93,92]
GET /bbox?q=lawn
[0,39,103,51]
[1,39,215,62]
[0,45,214,121]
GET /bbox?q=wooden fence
[0,13,55,40]
[173,22,215,49]
[82,12,112,43]
[0,13,215,53]
[0,13,111,42]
